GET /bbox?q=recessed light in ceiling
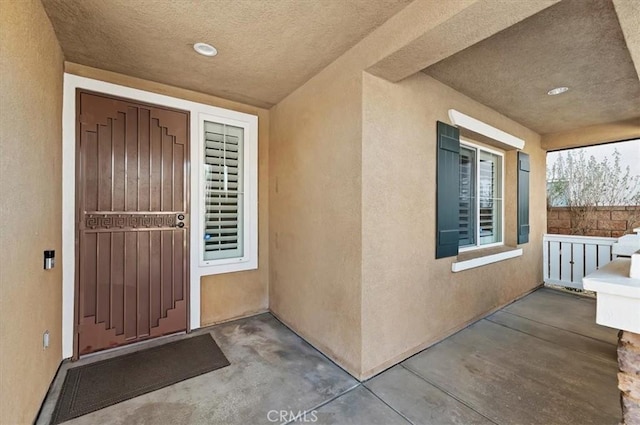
[193,42,217,57]
[547,86,569,96]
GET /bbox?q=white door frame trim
[62,74,258,358]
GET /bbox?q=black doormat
[50,334,230,424]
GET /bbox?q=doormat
[50,334,230,424]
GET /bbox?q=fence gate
[543,234,616,289]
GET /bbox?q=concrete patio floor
[37,288,620,425]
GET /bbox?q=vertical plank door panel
[76,92,189,355]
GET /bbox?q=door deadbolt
[177,214,185,220]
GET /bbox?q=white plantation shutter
[203,121,244,261]
[478,150,502,245]
[458,142,504,249]
[459,146,476,247]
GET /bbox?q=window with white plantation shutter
[197,110,257,275]
[478,150,502,245]
[458,141,504,250]
[203,121,244,261]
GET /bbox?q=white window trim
[198,112,258,270]
[61,74,258,359]
[452,248,523,272]
[448,109,525,150]
[458,139,505,253]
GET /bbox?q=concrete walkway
[38,288,620,425]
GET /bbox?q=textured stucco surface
[368,0,558,82]
[1,2,629,420]
[424,0,640,135]
[361,72,546,378]
[541,117,640,151]
[41,0,411,108]
[64,63,270,329]
[270,0,547,379]
[268,46,364,376]
[613,0,640,81]
[268,0,480,378]
[0,0,64,423]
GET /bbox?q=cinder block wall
[547,206,640,237]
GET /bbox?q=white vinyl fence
[543,234,617,289]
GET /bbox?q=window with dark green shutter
[436,121,460,259]
[437,121,513,259]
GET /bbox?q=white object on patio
[583,228,640,333]
[583,229,640,424]
[611,227,640,258]
[583,257,640,334]
[630,250,640,279]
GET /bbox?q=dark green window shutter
[517,152,530,244]
[436,121,460,259]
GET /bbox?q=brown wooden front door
[75,90,189,356]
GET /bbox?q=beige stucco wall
[541,117,640,151]
[269,0,548,379]
[360,72,546,378]
[267,0,470,377]
[269,54,364,375]
[64,63,270,327]
[0,1,64,423]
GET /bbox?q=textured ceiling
[424,0,640,135]
[41,0,412,108]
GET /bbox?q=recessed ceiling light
[547,86,569,96]
[193,42,217,57]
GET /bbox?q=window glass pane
[459,146,476,247]
[203,121,244,261]
[478,150,502,245]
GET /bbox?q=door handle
[177,222,185,228]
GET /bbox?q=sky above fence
[547,139,639,178]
